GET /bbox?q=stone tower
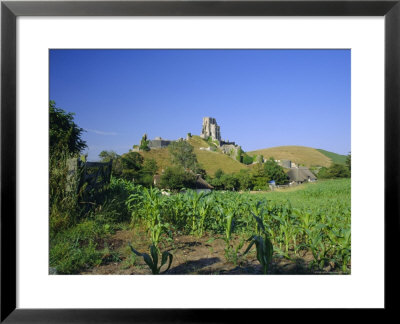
[200,117,221,141]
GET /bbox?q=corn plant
[185,190,209,235]
[139,187,168,247]
[304,226,332,270]
[328,228,351,272]
[125,186,144,225]
[218,197,243,264]
[225,237,245,266]
[129,243,173,275]
[222,210,235,262]
[196,198,213,237]
[244,213,274,274]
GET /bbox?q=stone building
[220,143,242,160]
[148,137,174,149]
[200,117,221,141]
[277,159,292,168]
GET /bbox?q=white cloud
[86,129,117,136]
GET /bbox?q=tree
[251,163,269,190]
[142,158,158,176]
[139,133,150,151]
[264,157,288,185]
[242,153,254,165]
[346,152,351,173]
[214,168,224,179]
[235,169,253,190]
[49,100,86,155]
[98,150,123,177]
[236,147,243,162]
[209,177,224,190]
[318,163,350,179]
[220,173,239,191]
[168,141,199,172]
[99,150,119,162]
[138,159,158,187]
[120,152,144,181]
[328,163,350,178]
[316,167,329,179]
[159,165,197,190]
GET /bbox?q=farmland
[50,178,350,275]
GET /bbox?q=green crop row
[125,179,351,273]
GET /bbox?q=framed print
[1,0,399,322]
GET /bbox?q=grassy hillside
[139,136,247,176]
[247,145,332,167]
[138,148,171,172]
[189,136,247,175]
[316,149,347,165]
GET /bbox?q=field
[248,146,333,167]
[50,178,351,275]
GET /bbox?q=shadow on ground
[270,257,314,274]
[167,257,220,274]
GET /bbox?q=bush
[318,163,350,179]
[139,134,150,151]
[242,154,254,165]
[264,157,289,185]
[168,141,200,172]
[99,150,123,177]
[159,166,197,190]
[120,152,144,181]
[250,163,269,190]
[235,169,253,190]
[236,147,243,162]
[220,174,239,191]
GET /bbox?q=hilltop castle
[200,117,221,142]
[199,117,241,159]
[139,117,241,161]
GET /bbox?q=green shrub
[264,157,288,185]
[139,133,150,151]
[242,154,254,165]
[159,166,197,190]
[318,163,350,179]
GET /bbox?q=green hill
[139,139,345,176]
[316,149,348,165]
[139,136,247,176]
[247,146,332,167]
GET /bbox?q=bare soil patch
[81,228,342,275]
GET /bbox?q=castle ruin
[199,117,242,160]
[141,118,240,162]
[200,117,221,142]
[148,136,174,149]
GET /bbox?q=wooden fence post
[66,157,80,193]
[66,158,113,195]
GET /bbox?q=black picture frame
[1,0,398,322]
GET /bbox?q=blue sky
[50,49,350,161]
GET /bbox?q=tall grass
[49,156,136,273]
[49,151,81,234]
